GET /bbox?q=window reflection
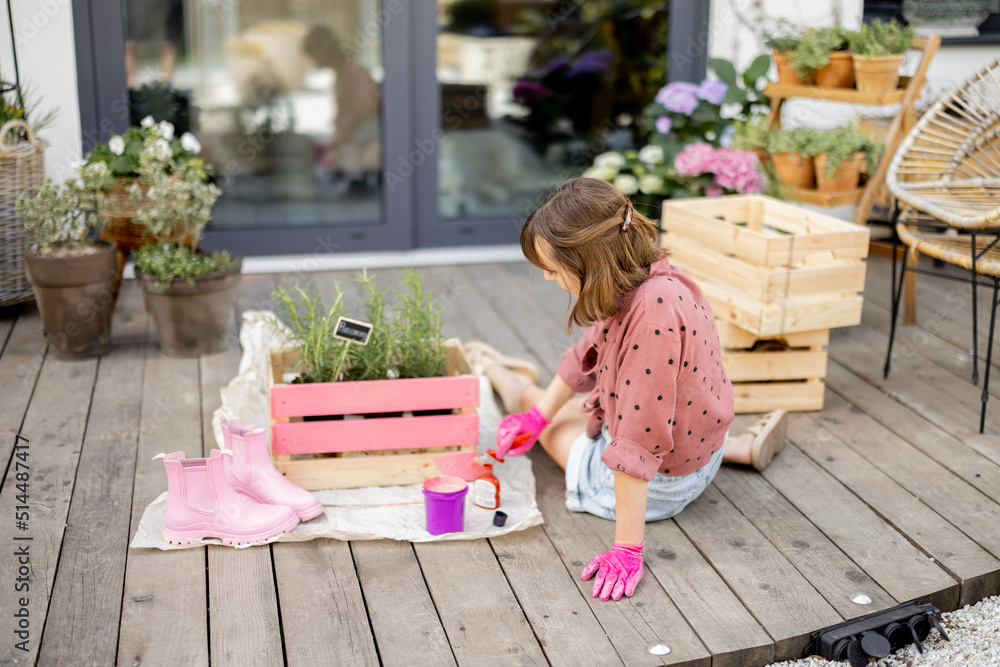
[123,1,384,231]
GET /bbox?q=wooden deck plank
[426,265,546,376]
[641,517,775,667]
[859,297,1000,400]
[273,540,379,666]
[0,308,46,467]
[413,538,550,666]
[36,283,148,665]
[762,441,961,611]
[201,345,285,667]
[795,394,1000,605]
[672,484,841,661]
[864,254,1000,370]
[117,354,209,666]
[829,323,1000,437]
[490,525,626,667]
[462,263,578,377]
[532,450,711,666]
[713,466,898,617]
[824,360,1000,501]
[351,540,457,666]
[0,351,97,665]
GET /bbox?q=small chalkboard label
[333,317,373,345]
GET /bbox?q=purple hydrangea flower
[697,80,728,105]
[545,57,570,71]
[655,82,699,115]
[655,116,673,134]
[568,49,614,78]
[513,80,553,106]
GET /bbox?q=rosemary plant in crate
[15,161,118,359]
[130,132,242,357]
[272,269,449,385]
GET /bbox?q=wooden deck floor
[1,254,999,666]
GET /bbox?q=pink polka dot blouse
[557,258,735,480]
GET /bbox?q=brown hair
[303,26,349,68]
[521,177,665,329]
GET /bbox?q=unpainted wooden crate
[268,342,480,490]
[717,321,828,413]
[661,195,870,336]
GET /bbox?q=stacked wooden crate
[661,195,870,412]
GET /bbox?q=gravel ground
[768,596,1000,667]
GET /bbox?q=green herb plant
[813,121,884,177]
[790,26,849,77]
[15,161,113,256]
[272,269,449,384]
[272,283,349,384]
[847,19,914,56]
[764,19,804,53]
[732,115,770,152]
[765,126,823,157]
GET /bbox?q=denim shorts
[565,425,726,521]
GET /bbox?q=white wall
[0,0,81,182]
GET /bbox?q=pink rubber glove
[495,404,551,459]
[581,542,645,601]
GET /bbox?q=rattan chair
[884,56,1000,433]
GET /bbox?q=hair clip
[621,201,634,231]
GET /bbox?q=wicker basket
[0,120,45,306]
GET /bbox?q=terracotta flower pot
[815,51,855,88]
[773,49,814,85]
[814,153,864,193]
[770,151,816,189]
[23,241,117,360]
[136,259,243,358]
[852,53,904,94]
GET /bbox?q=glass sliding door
[120,0,413,254]
[414,1,668,247]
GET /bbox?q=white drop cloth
[130,310,544,549]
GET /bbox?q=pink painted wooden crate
[268,342,480,490]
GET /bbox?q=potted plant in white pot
[130,130,241,357]
[15,160,117,359]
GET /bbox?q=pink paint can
[422,476,468,535]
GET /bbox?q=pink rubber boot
[156,450,300,546]
[216,411,325,522]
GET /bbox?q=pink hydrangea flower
[655,116,672,134]
[655,82,699,115]
[713,149,768,194]
[705,186,724,196]
[674,142,718,177]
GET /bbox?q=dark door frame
[74,0,710,255]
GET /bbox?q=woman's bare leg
[485,364,588,470]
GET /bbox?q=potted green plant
[268,272,479,490]
[813,122,884,193]
[87,118,207,254]
[766,126,822,189]
[847,19,915,94]
[765,21,810,85]
[15,161,117,359]
[129,131,240,358]
[791,26,854,88]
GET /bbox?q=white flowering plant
[15,161,114,255]
[128,131,234,291]
[85,116,208,181]
[584,143,767,216]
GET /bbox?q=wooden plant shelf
[268,342,480,490]
[791,187,864,207]
[717,321,829,413]
[764,82,906,105]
